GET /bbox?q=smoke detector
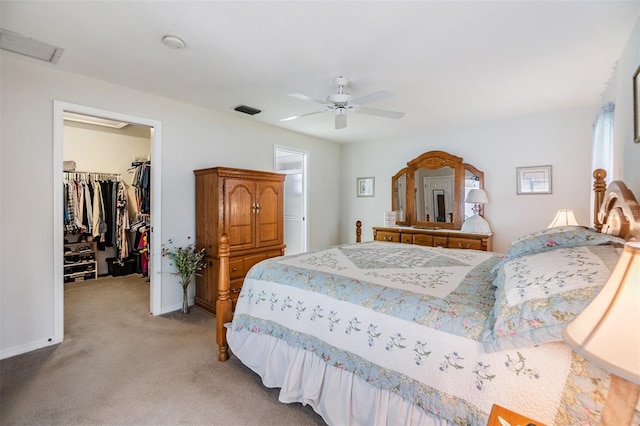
[162,35,185,50]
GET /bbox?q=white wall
[340,106,596,253]
[0,53,341,358]
[342,18,639,253]
[64,122,151,180]
[614,19,640,197]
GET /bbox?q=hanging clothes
[100,180,115,248]
[63,172,126,256]
[135,226,149,277]
[129,161,151,215]
[116,180,130,259]
[92,181,107,241]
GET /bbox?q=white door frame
[52,100,162,344]
[274,145,308,254]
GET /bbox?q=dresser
[194,167,285,314]
[373,226,493,251]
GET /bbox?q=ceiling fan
[280,76,405,130]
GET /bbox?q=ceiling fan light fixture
[162,35,185,50]
[335,108,347,130]
[282,75,404,130]
[327,93,352,104]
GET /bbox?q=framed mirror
[463,163,485,219]
[392,168,408,225]
[391,150,484,230]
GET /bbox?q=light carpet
[0,275,325,425]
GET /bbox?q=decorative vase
[181,281,190,314]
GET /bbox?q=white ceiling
[2,1,638,144]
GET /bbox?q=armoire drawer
[230,250,284,278]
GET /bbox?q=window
[592,102,615,182]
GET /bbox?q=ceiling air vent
[0,28,64,64]
[233,105,261,116]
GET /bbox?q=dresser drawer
[433,236,448,248]
[376,231,401,243]
[449,237,483,250]
[400,234,413,244]
[412,234,434,246]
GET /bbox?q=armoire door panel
[225,179,256,250]
[256,181,283,248]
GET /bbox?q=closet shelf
[63,240,98,282]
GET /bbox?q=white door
[423,177,454,223]
[274,147,308,255]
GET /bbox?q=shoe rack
[64,240,98,282]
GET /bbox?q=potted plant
[162,237,207,314]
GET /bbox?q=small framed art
[633,65,640,143]
[516,165,552,195]
[357,177,375,197]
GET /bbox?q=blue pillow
[489,226,624,275]
[482,245,621,352]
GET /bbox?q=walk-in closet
[62,114,152,295]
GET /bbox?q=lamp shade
[548,209,578,228]
[563,242,640,385]
[466,189,489,204]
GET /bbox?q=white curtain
[591,102,615,182]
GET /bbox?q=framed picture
[634,65,640,143]
[516,165,552,195]
[357,177,375,197]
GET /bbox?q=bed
[216,169,640,425]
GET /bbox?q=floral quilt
[228,242,612,425]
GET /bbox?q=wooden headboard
[592,169,640,241]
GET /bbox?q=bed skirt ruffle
[227,326,451,426]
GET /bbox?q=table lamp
[563,242,640,425]
[548,209,578,228]
[460,189,491,233]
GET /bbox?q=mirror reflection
[390,151,485,230]
[464,164,484,219]
[392,169,407,224]
[414,166,454,223]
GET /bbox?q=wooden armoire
[194,167,285,315]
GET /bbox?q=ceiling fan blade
[335,111,347,129]
[280,110,327,122]
[351,90,395,106]
[289,93,328,105]
[356,106,405,119]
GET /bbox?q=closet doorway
[53,101,162,345]
[274,146,308,255]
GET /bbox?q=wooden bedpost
[593,169,607,232]
[356,221,362,243]
[216,233,232,362]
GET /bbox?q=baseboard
[0,337,59,360]
[154,298,195,316]
[1,298,194,358]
